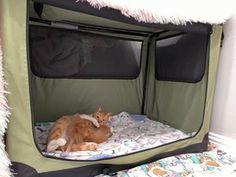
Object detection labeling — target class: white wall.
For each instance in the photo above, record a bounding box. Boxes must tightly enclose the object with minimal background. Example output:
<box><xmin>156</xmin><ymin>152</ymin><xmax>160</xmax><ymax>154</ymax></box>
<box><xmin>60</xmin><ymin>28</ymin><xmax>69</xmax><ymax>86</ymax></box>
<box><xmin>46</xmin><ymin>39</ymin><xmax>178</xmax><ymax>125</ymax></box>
<box><xmin>210</xmin><ymin>14</ymin><xmax>236</xmax><ymax>141</ymax></box>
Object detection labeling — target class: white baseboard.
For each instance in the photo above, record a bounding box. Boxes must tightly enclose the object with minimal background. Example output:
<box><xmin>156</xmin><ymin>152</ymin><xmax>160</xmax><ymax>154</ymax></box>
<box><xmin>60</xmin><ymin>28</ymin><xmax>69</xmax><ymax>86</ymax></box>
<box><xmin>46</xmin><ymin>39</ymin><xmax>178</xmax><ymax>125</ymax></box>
<box><xmin>209</xmin><ymin>132</ymin><xmax>236</xmax><ymax>156</ymax></box>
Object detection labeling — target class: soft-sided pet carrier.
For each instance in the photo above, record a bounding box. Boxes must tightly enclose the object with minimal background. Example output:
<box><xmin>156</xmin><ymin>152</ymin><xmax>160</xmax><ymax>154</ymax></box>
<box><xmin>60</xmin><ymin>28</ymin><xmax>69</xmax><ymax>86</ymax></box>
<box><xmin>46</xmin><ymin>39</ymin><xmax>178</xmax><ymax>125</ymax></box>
<box><xmin>1</xmin><ymin>0</ymin><xmax>232</xmax><ymax>176</ymax></box>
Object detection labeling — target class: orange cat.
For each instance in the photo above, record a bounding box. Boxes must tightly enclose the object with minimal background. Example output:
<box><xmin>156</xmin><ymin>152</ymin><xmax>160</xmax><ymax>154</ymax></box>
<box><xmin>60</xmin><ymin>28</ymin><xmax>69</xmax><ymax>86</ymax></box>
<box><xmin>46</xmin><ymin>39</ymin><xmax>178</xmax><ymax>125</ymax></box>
<box><xmin>92</xmin><ymin>106</ymin><xmax>112</xmax><ymax>125</ymax></box>
<box><xmin>60</xmin><ymin>121</ymin><xmax>112</xmax><ymax>152</ymax></box>
<box><xmin>47</xmin><ymin>108</ymin><xmax>112</xmax><ymax>152</ymax></box>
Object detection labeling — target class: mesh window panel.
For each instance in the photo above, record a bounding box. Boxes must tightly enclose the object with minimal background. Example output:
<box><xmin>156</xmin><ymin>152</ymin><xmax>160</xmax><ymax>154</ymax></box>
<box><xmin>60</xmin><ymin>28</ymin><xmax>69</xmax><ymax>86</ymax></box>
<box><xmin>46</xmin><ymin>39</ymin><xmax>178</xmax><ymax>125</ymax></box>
<box><xmin>29</xmin><ymin>25</ymin><xmax>142</xmax><ymax>79</ymax></box>
<box><xmin>155</xmin><ymin>33</ymin><xmax>209</xmax><ymax>83</ymax></box>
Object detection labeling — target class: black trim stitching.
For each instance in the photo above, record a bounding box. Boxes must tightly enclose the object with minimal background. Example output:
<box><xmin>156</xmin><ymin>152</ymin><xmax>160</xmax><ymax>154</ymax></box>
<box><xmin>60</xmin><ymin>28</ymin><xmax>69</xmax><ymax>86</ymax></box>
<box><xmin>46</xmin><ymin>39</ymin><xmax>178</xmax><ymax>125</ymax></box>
<box><xmin>38</xmin><ymin>135</ymin><xmax>208</xmax><ymax>177</ymax></box>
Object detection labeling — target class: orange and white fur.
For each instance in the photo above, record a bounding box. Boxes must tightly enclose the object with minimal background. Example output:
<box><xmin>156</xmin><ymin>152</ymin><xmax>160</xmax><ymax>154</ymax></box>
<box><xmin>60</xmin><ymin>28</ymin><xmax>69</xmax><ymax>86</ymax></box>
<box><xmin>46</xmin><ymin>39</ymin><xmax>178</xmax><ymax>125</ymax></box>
<box><xmin>80</xmin><ymin>106</ymin><xmax>112</xmax><ymax>127</ymax></box>
<box><xmin>47</xmin><ymin>107</ymin><xmax>112</xmax><ymax>152</ymax></box>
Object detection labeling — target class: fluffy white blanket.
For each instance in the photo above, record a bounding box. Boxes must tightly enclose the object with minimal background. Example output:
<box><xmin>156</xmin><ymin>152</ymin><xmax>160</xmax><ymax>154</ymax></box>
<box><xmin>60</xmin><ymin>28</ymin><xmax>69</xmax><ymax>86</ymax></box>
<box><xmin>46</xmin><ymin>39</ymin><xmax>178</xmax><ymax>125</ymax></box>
<box><xmin>77</xmin><ymin>0</ymin><xmax>234</xmax><ymax>25</ymax></box>
<box><xmin>0</xmin><ymin>40</ymin><xmax>11</xmax><ymax>177</ymax></box>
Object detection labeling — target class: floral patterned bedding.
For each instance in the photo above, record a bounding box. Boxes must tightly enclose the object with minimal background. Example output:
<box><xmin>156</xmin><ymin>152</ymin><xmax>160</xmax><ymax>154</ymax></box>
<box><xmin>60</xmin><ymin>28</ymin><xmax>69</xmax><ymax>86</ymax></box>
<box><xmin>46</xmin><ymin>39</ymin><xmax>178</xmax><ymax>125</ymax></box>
<box><xmin>97</xmin><ymin>150</ymin><xmax>236</xmax><ymax>177</ymax></box>
<box><xmin>34</xmin><ymin>112</ymin><xmax>192</xmax><ymax>160</ymax></box>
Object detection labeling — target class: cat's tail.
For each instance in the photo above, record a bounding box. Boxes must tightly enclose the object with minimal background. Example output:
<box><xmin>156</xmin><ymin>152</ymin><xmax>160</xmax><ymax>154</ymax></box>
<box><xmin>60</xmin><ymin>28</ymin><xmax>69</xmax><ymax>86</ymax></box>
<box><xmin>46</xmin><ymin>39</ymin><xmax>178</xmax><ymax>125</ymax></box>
<box><xmin>47</xmin><ymin>138</ymin><xmax>67</xmax><ymax>152</ymax></box>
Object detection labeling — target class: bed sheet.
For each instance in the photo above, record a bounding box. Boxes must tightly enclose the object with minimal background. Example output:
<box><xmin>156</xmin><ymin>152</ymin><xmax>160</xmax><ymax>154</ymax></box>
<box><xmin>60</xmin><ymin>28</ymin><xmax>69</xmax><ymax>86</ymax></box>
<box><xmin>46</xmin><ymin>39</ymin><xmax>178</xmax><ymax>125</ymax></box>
<box><xmin>97</xmin><ymin>150</ymin><xmax>236</xmax><ymax>177</ymax></box>
<box><xmin>35</xmin><ymin>112</ymin><xmax>192</xmax><ymax>160</ymax></box>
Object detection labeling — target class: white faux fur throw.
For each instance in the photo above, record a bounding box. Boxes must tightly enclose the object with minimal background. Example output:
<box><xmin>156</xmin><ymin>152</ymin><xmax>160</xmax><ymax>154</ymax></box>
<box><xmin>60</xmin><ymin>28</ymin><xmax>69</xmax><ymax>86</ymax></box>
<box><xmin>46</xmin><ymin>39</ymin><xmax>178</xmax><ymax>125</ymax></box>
<box><xmin>76</xmin><ymin>0</ymin><xmax>235</xmax><ymax>25</ymax></box>
<box><xmin>0</xmin><ymin>41</ymin><xmax>11</xmax><ymax>177</ymax></box>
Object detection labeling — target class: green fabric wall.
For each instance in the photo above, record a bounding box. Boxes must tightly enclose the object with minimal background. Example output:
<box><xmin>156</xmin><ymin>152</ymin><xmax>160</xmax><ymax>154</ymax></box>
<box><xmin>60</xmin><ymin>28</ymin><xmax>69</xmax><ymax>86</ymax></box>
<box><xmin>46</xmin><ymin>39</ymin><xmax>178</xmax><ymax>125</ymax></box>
<box><xmin>1</xmin><ymin>0</ymin><xmax>222</xmax><ymax>173</ymax></box>
<box><xmin>29</xmin><ymin>1</ymin><xmax>209</xmax><ymax>133</ymax></box>
<box><xmin>30</xmin><ymin>29</ymin><xmax>207</xmax><ymax>133</ymax></box>
<box><xmin>30</xmin><ymin>39</ymin><xmax>148</xmax><ymax>122</ymax></box>
<box><xmin>144</xmin><ymin>37</ymin><xmax>208</xmax><ymax>132</ymax></box>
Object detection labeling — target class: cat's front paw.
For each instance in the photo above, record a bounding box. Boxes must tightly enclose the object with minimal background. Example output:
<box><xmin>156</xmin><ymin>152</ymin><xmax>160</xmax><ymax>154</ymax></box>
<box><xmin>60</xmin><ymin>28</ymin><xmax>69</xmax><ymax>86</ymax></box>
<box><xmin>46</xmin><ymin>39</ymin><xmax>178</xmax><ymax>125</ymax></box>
<box><xmin>94</xmin><ymin>121</ymin><xmax>100</xmax><ymax>128</ymax></box>
<box><xmin>86</xmin><ymin>142</ymin><xmax>98</xmax><ymax>150</ymax></box>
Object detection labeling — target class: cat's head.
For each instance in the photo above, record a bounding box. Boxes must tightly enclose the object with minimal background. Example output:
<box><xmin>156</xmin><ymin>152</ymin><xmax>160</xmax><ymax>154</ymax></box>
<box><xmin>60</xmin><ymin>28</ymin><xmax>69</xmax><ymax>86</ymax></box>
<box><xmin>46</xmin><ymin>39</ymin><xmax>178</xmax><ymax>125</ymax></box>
<box><xmin>92</xmin><ymin>106</ymin><xmax>112</xmax><ymax>125</ymax></box>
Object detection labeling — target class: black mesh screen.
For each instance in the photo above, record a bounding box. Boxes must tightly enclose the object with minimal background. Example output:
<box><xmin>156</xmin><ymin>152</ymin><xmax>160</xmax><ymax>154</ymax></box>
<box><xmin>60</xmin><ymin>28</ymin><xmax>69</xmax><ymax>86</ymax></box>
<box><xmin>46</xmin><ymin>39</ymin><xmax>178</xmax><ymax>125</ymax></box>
<box><xmin>155</xmin><ymin>33</ymin><xmax>209</xmax><ymax>83</ymax></box>
<box><xmin>29</xmin><ymin>25</ymin><xmax>142</xmax><ymax>79</ymax></box>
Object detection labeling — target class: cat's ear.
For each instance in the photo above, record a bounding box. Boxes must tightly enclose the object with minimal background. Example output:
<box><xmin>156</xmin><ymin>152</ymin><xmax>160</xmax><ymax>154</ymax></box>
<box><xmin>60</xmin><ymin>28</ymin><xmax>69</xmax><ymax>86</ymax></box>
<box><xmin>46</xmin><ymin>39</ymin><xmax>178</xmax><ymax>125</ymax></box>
<box><xmin>96</xmin><ymin>106</ymin><xmax>102</xmax><ymax>112</ymax></box>
<box><xmin>107</xmin><ymin>112</ymin><xmax>112</xmax><ymax>117</ymax></box>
